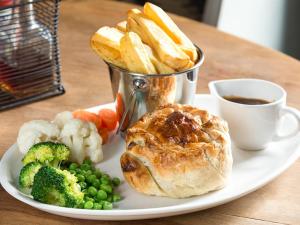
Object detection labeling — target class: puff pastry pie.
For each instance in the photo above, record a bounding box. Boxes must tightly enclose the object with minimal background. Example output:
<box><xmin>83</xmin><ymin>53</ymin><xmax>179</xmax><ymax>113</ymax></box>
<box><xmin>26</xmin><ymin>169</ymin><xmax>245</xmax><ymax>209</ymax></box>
<box><xmin>120</xmin><ymin>104</ymin><xmax>232</xmax><ymax>198</ymax></box>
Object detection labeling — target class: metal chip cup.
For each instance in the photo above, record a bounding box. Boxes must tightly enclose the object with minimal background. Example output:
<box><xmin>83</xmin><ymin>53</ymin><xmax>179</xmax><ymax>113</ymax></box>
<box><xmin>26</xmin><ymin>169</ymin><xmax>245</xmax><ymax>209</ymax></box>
<box><xmin>106</xmin><ymin>45</ymin><xmax>204</xmax><ymax>135</ymax></box>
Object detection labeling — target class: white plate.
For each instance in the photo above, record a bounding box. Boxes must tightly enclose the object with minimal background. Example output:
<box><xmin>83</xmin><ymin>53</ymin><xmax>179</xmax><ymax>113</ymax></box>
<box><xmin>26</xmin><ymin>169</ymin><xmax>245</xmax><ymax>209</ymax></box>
<box><xmin>1</xmin><ymin>94</ymin><xmax>300</xmax><ymax>220</ymax></box>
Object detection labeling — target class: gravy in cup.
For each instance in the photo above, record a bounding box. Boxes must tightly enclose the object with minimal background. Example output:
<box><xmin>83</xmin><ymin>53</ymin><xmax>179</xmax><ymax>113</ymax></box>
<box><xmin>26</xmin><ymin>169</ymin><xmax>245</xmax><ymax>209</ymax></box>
<box><xmin>209</xmin><ymin>79</ymin><xmax>300</xmax><ymax>150</ymax></box>
<box><xmin>223</xmin><ymin>96</ymin><xmax>271</xmax><ymax>105</ymax></box>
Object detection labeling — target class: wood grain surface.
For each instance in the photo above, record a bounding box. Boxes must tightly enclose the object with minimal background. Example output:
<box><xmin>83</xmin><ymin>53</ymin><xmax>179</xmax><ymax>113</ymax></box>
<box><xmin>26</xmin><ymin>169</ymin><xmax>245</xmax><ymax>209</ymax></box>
<box><xmin>1</xmin><ymin>0</ymin><xmax>300</xmax><ymax>224</ymax></box>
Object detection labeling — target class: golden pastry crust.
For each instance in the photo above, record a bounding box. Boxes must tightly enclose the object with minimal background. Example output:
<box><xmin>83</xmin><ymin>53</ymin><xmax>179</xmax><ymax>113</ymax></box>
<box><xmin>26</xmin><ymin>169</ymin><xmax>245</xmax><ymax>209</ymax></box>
<box><xmin>120</xmin><ymin>104</ymin><xmax>232</xmax><ymax>198</ymax></box>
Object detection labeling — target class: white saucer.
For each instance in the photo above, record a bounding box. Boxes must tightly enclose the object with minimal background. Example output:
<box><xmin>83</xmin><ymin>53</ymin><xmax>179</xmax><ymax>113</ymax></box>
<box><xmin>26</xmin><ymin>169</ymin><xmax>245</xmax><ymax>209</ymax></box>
<box><xmin>0</xmin><ymin>94</ymin><xmax>299</xmax><ymax>220</ymax></box>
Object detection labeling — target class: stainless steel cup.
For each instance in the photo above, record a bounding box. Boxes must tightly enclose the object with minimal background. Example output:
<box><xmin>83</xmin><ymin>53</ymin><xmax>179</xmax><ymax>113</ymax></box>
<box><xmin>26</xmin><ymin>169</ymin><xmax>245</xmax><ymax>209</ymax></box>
<box><xmin>106</xmin><ymin>45</ymin><xmax>204</xmax><ymax>134</ymax></box>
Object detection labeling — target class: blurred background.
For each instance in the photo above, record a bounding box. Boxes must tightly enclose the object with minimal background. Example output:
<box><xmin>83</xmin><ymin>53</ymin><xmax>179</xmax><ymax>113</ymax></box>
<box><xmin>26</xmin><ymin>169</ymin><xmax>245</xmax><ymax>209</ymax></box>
<box><xmin>117</xmin><ymin>0</ymin><xmax>300</xmax><ymax>60</ymax></box>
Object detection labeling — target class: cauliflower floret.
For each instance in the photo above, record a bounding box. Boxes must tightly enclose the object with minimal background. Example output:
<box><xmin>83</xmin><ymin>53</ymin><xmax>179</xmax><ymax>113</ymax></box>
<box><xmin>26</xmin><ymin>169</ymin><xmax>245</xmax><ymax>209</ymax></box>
<box><xmin>53</xmin><ymin>111</ymin><xmax>73</xmax><ymax>129</ymax></box>
<box><xmin>17</xmin><ymin>111</ymin><xmax>104</xmax><ymax>164</ymax></box>
<box><xmin>17</xmin><ymin>120</ymin><xmax>60</xmax><ymax>154</ymax></box>
<box><xmin>84</xmin><ymin>126</ymin><xmax>103</xmax><ymax>163</ymax></box>
<box><xmin>59</xmin><ymin>115</ymin><xmax>103</xmax><ymax>164</ymax></box>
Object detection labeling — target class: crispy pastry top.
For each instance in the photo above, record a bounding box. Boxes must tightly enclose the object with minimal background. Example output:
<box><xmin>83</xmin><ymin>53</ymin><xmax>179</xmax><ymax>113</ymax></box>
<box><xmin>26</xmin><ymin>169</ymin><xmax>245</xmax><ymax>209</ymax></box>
<box><xmin>125</xmin><ymin>104</ymin><xmax>230</xmax><ymax>177</ymax></box>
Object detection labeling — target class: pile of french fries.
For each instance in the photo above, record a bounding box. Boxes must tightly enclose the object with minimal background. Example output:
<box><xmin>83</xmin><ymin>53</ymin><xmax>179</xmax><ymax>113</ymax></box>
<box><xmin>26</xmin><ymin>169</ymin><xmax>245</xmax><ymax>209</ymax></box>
<box><xmin>90</xmin><ymin>2</ymin><xmax>198</xmax><ymax>74</ymax></box>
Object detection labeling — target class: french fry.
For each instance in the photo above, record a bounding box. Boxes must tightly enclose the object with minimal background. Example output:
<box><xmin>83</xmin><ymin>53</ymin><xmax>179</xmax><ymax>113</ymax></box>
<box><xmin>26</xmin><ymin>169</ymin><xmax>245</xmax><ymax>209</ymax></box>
<box><xmin>120</xmin><ymin>32</ymin><xmax>157</xmax><ymax>74</ymax></box>
<box><xmin>127</xmin><ymin>17</ymin><xmax>151</xmax><ymax>44</ymax></box>
<box><xmin>127</xmin><ymin>9</ymin><xmax>192</xmax><ymax>71</ymax></box>
<box><xmin>144</xmin><ymin>2</ymin><xmax>197</xmax><ymax>62</ymax></box>
<box><xmin>116</xmin><ymin>21</ymin><xmax>127</xmax><ymax>32</ymax></box>
<box><xmin>143</xmin><ymin>44</ymin><xmax>175</xmax><ymax>74</ymax></box>
<box><xmin>92</xmin><ymin>26</ymin><xmax>124</xmax><ymax>51</ymax></box>
<box><xmin>90</xmin><ymin>27</ymin><xmax>126</xmax><ymax>68</ymax></box>
<box><xmin>91</xmin><ymin>40</ymin><xmax>127</xmax><ymax>68</ymax></box>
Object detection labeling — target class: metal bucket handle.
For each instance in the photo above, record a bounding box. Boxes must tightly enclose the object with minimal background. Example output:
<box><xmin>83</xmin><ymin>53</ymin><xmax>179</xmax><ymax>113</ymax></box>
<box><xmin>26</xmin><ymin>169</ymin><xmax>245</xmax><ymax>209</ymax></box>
<box><xmin>116</xmin><ymin>77</ymin><xmax>148</xmax><ymax>134</ymax></box>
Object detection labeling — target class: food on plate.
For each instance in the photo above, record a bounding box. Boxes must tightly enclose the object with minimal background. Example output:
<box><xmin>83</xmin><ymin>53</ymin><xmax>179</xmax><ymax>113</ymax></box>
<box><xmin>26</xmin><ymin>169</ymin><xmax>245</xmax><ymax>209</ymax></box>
<box><xmin>18</xmin><ymin>141</ymin><xmax>122</xmax><ymax>209</ymax></box>
<box><xmin>98</xmin><ymin>109</ymin><xmax>118</xmax><ymax>131</ymax></box>
<box><xmin>115</xmin><ymin>93</ymin><xmax>125</xmax><ymax>122</ymax></box>
<box><xmin>120</xmin><ymin>104</ymin><xmax>232</xmax><ymax>198</ymax></box>
<box><xmin>17</xmin><ymin>120</ymin><xmax>60</xmax><ymax>154</ymax></box>
<box><xmin>57</xmin><ymin>112</ymin><xmax>103</xmax><ymax>164</ymax></box>
<box><xmin>22</xmin><ymin>142</ymin><xmax>70</xmax><ymax>166</ymax></box>
<box><xmin>143</xmin><ymin>2</ymin><xmax>197</xmax><ymax>61</ymax></box>
<box><xmin>19</xmin><ymin>141</ymin><xmax>70</xmax><ymax>189</ymax></box>
<box><xmin>127</xmin><ymin>9</ymin><xmax>192</xmax><ymax>71</ymax></box>
<box><xmin>63</xmin><ymin>160</ymin><xmax>122</xmax><ymax>209</ymax></box>
<box><xmin>19</xmin><ymin>162</ymin><xmax>42</xmax><ymax>188</ymax></box>
<box><xmin>31</xmin><ymin>166</ymin><xmax>84</xmax><ymax>207</ymax></box>
<box><xmin>91</xmin><ymin>2</ymin><xmax>198</xmax><ymax>74</ymax></box>
<box><xmin>120</xmin><ymin>32</ymin><xmax>157</xmax><ymax>74</ymax></box>
<box><xmin>90</xmin><ymin>26</ymin><xmax>126</xmax><ymax>69</ymax></box>
<box><xmin>73</xmin><ymin>110</ymin><xmax>102</xmax><ymax>132</ymax></box>
<box><xmin>17</xmin><ymin>111</ymin><xmax>107</xmax><ymax>164</ymax></box>
<box><xmin>143</xmin><ymin>44</ymin><xmax>175</xmax><ymax>74</ymax></box>
<box><xmin>92</xmin><ymin>26</ymin><xmax>124</xmax><ymax>51</ymax></box>
<box><xmin>116</xmin><ymin>20</ymin><xmax>127</xmax><ymax>32</ymax></box>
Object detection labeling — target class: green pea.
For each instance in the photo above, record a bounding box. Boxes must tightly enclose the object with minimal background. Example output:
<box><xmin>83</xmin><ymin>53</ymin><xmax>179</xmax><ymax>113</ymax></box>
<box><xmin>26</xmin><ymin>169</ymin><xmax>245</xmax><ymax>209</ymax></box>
<box><xmin>69</xmin><ymin>170</ymin><xmax>76</xmax><ymax>174</ymax></box>
<box><xmin>83</xmin><ymin>158</ymin><xmax>92</xmax><ymax>165</ymax></box>
<box><xmin>102</xmin><ymin>174</ymin><xmax>110</xmax><ymax>179</ymax></box>
<box><xmin>80</xmin><ymin>164</ymin><xmax>91</xmax><ymax>171</ymax></box>
<box><xmin>96</xmin><ymin>190</ymin><xmax>107</xmax><ymax>201</ymax></box>
<box><xmin>92</xmin><ymin>179</ymin><xmax>101</xmax><ymax>188</ymax></box>
<box><xmin>100</xmin><ymin>184</ymin><xmax>113</xmax><ymax>193</ymax></box>
<box><xmin>112</xmin><ymin>193</ymin><xmax>121</xmax><ymax>202</ymax></box>
<box><xmin>112</xmin><ymin>177</ymin><xmax>121</xmax><ymax>186</ymax></box>
<box><xmin>77</xmin><ymin>174</ymin><xmax>85</xmax><ymax>182</ymax></box>
<box><xmin>69</xmin><ymin>162</ymin><xmax>78</xmax><ymax>170</ymax></box>
<box><xmin>102</xmin><ymin>201</ymin><xmax>113</xmax><ymax>210</ymax></box>
<box><xmin>100</xmin><ymin>177</ymin><xmax>110</xmax><ymax>185</ymax></box>
<box><xmin>82</xmin><ymin>188</ymin><xmax>88</xmax><ymax>194</ymax></box>
<box><xmin>84</xmin><ymin>201</ymin><xmax>94</xmax><ymax>209</ymax></box>
<box><xmin>88</xmin><ymin>186</ymin><xmax>97</xmax><ymax>197</ymax></box>
<box><xmin>84</xmin><ymin>196</ymin><xmax>94</xmax><ymax>202</ymax></box>
<box><xmin>75</xmin><ymin>168</ymin><xmax>82</xmax><ymax>174</ymax></box>
<box><xmin>94</xmin><ymin>170</ymin><xmax>102</xmax><ymax>178</ymax></box>
<box><xmin>86</xmin><ymin>174</ymin><xmax>97</xmax><ymax>184</ymax></box>
<box><xmin>93</xmin><ymin>202</ymin><xmax>102</xmax><ymax>210</ymax></box>
<box><xmin>77</xmin><ymin>202</ymin><xmax>84</xmax><ymax>209</ymax></box>
<box><xmin>106</xmin><ymin>194</ymin><xmax>112</xmax><ymax>202</ymax></box>
<box><xmin>79</xmin><ymin>181</ymin><xmax>87</xmax><ymax>190</ymax></box>
<box><xmin>85</xmin><ymin>170</ymin><xmax>93</xmax><ymax>176</ymax></box>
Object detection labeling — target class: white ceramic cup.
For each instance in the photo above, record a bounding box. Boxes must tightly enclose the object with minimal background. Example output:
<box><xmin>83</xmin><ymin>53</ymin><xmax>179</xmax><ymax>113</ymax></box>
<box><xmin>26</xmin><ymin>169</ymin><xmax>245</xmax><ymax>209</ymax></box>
<box><xmin>209</xmin><ymin>79</ymin><xmax>300</xmax><ymax>150</ymax></box>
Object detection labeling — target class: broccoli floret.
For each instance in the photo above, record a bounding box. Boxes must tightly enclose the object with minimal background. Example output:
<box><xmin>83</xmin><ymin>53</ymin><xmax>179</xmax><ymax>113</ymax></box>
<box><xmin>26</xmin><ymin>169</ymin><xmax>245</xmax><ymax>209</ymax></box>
<box><xmin>22</xmin><ymin>142</ymin><xmax>70</xmax><ymax>168</ymax></box>
<box><xmin>19</xmin><ymin>162</ymin><xmax>42</xmax><ymax>188</ymax></box>
<box><xmin>31</xmin><ymin>166</ymin><xmax>84</xmax><ymax>207</ymax></box>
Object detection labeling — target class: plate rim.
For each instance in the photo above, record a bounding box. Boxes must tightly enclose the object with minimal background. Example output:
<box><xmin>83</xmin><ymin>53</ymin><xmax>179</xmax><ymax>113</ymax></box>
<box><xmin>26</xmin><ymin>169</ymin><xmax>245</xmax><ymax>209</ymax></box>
<box><xmin>1</xmin><ymin>94</ymin><xmax>300</xmax><ymax>219</ymax></box>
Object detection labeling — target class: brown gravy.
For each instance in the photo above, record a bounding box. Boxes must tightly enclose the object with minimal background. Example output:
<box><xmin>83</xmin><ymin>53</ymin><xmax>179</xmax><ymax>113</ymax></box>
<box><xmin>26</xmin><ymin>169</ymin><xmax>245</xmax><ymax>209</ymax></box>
<box><xmin>223</xmin><ymin>96</ymin><xmax>271</xmax><ymax>105</ymax></box>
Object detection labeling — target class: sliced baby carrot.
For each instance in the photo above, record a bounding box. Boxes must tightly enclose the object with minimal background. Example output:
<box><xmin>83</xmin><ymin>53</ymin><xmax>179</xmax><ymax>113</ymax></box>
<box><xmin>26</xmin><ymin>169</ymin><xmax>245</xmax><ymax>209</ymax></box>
<box><xmin>99</xmin><ymin>128</ymin><xmax>109</xmax><ymax>144</ymax></box>
<box><xmin>73</xmin><ymin>110</ymin><xmax>102</xmax><ymax>132</ymax></box>
<box><xmin>115</xmin><ymin>93</ymin><xmax>124</xmax><ymax>122</ymax></box>
<box><xmin>98</xmin><ymin>109</ymin><xmax>118</xmax><ymax>131</ymax></box>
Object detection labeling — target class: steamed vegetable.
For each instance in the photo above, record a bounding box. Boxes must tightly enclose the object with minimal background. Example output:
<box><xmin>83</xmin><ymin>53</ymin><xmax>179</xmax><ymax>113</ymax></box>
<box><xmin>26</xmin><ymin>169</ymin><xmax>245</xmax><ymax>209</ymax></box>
<box><xmin>19</xmin><ymin>162</ymin><xmax>42</xmax><ymax>188</ymax></box>
<box><xmin>73</xmin><ymin>110</ymin><xmax>102</xmax><ymax>132</ymax></box>
<box><xmin>63</xmin><ymin>159</ymin><xmax>122</xmax><ymax>209</ymax></box>
<box><xmin>17</xmin><ymin>120</ymin><xmax>60</xmax><ymax>154</ymax></box>
<box><xmin>31</xmin><ymin>166</ymin><xmax>84</xmax><ymax>207</ymax></box>
<box><xmin>18</xmin><ymin>144</ymin><xmax>122</xmax><ymax>209</ymax></box>
<box><xmin>22</xmin><ymin>142</ymin><xmax>70</xmax><ymax>167</ymax></box>
<box><xmin>98</xmin><ymin>109</ymin><xmax>118</xmax><ymax>131</ymax></box>
<box><xmin>58</xmin><ymin>115</ymin><xmax>103</xmax><ymax>164</ymax></box>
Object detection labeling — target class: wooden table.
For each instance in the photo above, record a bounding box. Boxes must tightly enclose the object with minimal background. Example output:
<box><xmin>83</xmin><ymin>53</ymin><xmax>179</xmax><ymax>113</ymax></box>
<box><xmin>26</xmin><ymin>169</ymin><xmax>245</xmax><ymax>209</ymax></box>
<box><xmin>1</xmin><ymin>0</ymin><xmax>300</xmax><ymax>224</ymax></box>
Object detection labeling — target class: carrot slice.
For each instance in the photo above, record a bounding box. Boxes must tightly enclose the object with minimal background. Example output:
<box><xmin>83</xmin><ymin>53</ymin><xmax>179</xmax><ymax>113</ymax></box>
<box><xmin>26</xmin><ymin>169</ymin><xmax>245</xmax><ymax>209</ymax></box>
<box><xmin>73</xmin><ymin>110</ymin><xmax>102</xmax><ymax>132</ymax></box>
<box><xmin>115</xmin><ymin>93</ymin><xmax>124</xmax><ymax>122</ymax></box>
<box><xmin>99</xmin><ymin>128</ymin><xmax>109</xmax><ymax>144</ymax></box>
<box><xmin>98</xmin><ymin>109</ymin><xmax>118</xmax><ymax>131</ymax></box>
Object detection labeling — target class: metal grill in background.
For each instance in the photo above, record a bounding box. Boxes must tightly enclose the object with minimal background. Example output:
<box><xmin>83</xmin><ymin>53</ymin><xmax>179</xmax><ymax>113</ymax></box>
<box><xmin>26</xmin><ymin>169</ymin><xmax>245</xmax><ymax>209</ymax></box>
<box><xmin>0</xmin><ymin>0</ymin><xmax>64</xmax><ymax>111</ymax></box>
